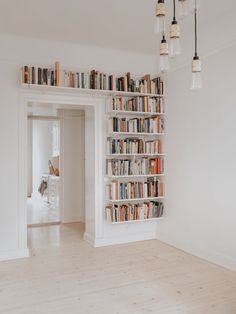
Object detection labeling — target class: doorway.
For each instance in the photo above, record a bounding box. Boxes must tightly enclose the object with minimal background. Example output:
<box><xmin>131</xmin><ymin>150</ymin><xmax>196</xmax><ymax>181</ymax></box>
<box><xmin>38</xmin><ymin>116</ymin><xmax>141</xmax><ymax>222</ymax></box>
<box><xmin>27</xmin><ymin>102</ymin><xmax>85</xmax><ymax>230</ymax></box>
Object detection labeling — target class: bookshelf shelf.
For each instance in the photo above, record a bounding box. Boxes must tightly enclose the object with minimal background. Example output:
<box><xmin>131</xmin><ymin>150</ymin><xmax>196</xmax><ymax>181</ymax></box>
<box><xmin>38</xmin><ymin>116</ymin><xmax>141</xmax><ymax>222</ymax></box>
<box><xmin>109</xmin><ymin>132</ymin><xmax>165</xmax><ymax>137</ymax></box>
<box><xmin>106</xmin><ymin>153</ymin><xmax>165</xmax><ymax>157</ymax></box>
<box><xmin>106</xmin><ymin>174</ymin><xmax>165</xmax><ymax>179</ymax></box>
<box><xmin>107</xmin><ymin>110</ymin><xmax>165</xmax><ymax>117</ymax></box>
<box><xmin>110</xmin><ymin>217</ymin><xmax>164</xmax><ymax>225</ymax></box>
<box><xmin>106</xmin><ymin>196</ymin><xmax>165</xmax><ymax>204</ymax></box>
<box><xmin>21</xmin><ymin>83</ymin><xmax>164</xmax><ymax>98</ymax></box>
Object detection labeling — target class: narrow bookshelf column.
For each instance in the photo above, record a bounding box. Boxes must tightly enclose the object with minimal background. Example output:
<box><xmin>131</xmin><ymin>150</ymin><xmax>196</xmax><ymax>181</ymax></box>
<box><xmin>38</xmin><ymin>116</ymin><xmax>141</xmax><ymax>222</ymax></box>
<box><xmin>105</xmin><ymin>91</ymin><xmax>165</xmax><ymax>224</ymax></box>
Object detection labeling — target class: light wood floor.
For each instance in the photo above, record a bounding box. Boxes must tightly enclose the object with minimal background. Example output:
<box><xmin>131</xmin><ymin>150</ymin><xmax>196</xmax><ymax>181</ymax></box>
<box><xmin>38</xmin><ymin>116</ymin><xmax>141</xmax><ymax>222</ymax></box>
<box><xmin>27</xmin><ymin>195</ymin><xmax>60</xmax><ymax>225</ymax></box>
<box><xmin>0</xmin><ymin>223</ymin><xmax>236</xmax><ymax>314</ymax></box>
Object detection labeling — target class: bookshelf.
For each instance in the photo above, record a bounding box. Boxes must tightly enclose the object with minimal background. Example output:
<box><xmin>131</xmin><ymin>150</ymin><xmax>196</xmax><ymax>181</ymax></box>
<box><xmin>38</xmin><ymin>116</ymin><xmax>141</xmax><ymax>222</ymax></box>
<box><xmin>105</xmin><ymin>94</ymin><xmax>165</xmax><ymax>224</ymax></box>
<box><xmin>20</xmin><ymin>62</ymin><xmax>165</xmax><ymax>225</ymax></box>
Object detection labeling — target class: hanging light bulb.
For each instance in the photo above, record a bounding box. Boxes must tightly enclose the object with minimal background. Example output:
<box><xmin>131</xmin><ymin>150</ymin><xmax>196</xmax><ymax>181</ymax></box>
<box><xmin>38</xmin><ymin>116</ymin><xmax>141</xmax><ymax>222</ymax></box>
<box><xmin>170</xmin><ymin>0</ymin><xmax>181</xmax><ymax>57</ymax></box>
<box><xmin>191</xmin><ymin>1</ymin><xmax>202</xmax><ymax>90</ymax></box>
<box><xmin>155</xmin><ymin>0</ymin><xmax>166</xmax><ymax>34</ymax></box>
<box><xmin>178</xmin><ymin>0</ymin><xmax>188</xmax><ymax>18</ymax></box>
<box><xmin>159</xmin><ymin>34</ymin><xmax>170</xmax><ymax>73</ymax></box>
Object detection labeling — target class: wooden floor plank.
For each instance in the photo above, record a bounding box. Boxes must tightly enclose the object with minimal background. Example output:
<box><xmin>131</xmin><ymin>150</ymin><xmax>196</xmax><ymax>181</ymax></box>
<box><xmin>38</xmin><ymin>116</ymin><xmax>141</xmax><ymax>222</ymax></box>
<box><xmin>0</xmin><ymin>223</ymin><xmax>235</xmax><ymax>314</ymax></box>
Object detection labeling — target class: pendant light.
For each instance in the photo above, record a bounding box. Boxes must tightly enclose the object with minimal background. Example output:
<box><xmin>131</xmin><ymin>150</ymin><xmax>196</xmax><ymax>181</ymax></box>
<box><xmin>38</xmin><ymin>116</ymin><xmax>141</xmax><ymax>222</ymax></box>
<box><xmin>191</xmin><ymin>0</ymin><xmax>202</xmax><ymax>90</ymax></box>
<box><xmin>178</xmin><ymin>0</ymin><xmax>188</xmax><ymax>18</ymax></box>
<box><xmin>170</xmin><ymin>0</ymin><xmax>181</xmax><ymax>57</ymax></box>
<box><xmin>159</xmin><ymin>33</ymin><xmax>170</xmax><ymax>73</ymax></box>
<box><xmin>155</xmin><ymin>0</ymin><xmax>166</xmax><ymax>34</ymax></box>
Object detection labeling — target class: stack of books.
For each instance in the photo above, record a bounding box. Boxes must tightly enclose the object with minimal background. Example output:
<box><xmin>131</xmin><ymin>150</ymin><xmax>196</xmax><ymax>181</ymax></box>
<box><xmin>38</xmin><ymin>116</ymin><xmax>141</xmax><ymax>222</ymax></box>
<box><xmin>106</xmin><ymin>157</ymin><xmax>164</xmax><ymax>176</ymax></box>
<box><xmin>110</xmin><ymin>117</ymin><xmax>165</xmax><ymax>134</ymax></box>
<box><xmin>112</xmin><ymin>96</ymin><xmax>165</xmax><ymax>113</ymax></box>
<box><xmin>106</xmin><ymin>201</ymin><xmax>164</xmax><ymax>222</ymax></box>
<box><xmin>107</xmin><ymin>138</ymin><xmax>162</xmax><ymax>155</ymax></box>
<box><xmin>21</xmin><ymin>62</ymin><xmax>164</xmax><ymax>95</ymax></box>
<box><xmin>21</xmin><ymin>62</ymin><xmax>60</xmax><ymax>86</ymax></box>
<box><xmin>106</xmin><ymin>178</ymin><xmax>164</xmax><ymax>201</ymax></box>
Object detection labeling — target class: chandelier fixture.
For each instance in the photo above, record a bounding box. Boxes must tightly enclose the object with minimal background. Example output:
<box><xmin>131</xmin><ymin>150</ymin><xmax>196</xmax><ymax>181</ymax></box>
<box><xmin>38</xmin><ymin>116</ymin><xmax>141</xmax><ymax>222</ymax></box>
<box><xmin>155</xmin><ymin>0</ymin><xmax>202</xmax><ymax>90</ymax></box>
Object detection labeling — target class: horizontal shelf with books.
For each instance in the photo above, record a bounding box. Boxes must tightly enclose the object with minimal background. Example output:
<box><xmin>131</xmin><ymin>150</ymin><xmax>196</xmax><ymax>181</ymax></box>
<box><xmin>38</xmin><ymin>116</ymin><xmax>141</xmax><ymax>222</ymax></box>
<box><xmin>106</xmin><ymin>196</ymin><xmax>165</xmax><ymax>204</ymax></box>
<box><xmin>109</xmin><ymin>132</ymin><xmax>165</xmax><ymax>137</ymax></box>
<box><xmin>106</xmin><ymin>153</ymin><xmax>165</xmax><ymax>157</ymax></box>
<box><xmin>107</xmin><ymin>110</ymin><xmax>165</xmax><ymax>117</ymax></box>
<box><xmin>110</xmin><ymin>217</ymin><xmax>164</xmax><ymax>225</ymax></box>
<box><xmin>106</xmin><ymin>174</ymin><xmax>165</xmax><ymax>179</ymax></box>
<box><xmin>21</xmin><ymin>83</ymin><xmax>164</xmax><ymax>98</ymax></box>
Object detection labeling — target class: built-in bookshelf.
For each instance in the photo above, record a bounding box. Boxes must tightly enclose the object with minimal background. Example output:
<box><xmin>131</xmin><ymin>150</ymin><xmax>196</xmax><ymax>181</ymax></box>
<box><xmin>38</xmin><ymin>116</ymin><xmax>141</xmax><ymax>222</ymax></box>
<box><xmin>105</xmin><ymin>94</ymin><xmax>165</xmax><ymax>224</ymax></box>
<box><xmin>21</xmin><ymin>62</ymin><xmax>164</xmax><ymax>96</ymax></box>
<box><xmin>20</xmin><ymin>62</ymin><xmax>165</xmax><ymax>225</ymax></box>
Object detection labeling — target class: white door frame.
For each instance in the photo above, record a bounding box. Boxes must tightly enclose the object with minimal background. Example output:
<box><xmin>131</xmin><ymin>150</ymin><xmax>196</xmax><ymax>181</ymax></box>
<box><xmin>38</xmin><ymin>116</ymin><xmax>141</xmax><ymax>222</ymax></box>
<box><xmin>18</xmin><ymin>89</ymin><xmax>105</xmax><ymax>256</ymax></box>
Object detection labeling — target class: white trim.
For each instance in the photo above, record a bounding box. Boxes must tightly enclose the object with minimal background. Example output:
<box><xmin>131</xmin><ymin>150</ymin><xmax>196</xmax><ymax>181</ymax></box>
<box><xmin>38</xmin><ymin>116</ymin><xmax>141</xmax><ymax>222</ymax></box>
<box><xmin>94</xmin><ymin>231</ymin><xmax>157</xmax><ymax>247</ymax></box>
<box><xmin>0</xmin><ymin>249</ymin><xmax>29</xmax><ymax>261</ymax></box>
<box><xmin>156</xmin><ymin>237</ymin><xmax>236</xmax><ymax>273</ymax></box>
<box><xmin>18</xmin><ymin>88</ymin><xmax>105</xmax><ymax>258</ymax></box>
<box><xmin>83</xmin><ymin>232</ymin><xmax>95</xmax><ymax>247</ymax></box>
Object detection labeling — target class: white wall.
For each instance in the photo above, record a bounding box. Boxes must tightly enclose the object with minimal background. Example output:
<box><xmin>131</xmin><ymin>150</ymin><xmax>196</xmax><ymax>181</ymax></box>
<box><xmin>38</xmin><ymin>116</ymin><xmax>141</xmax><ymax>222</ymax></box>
<box><xmin>32</xmin><ymin>120</ymin><xmax>53</xmax><ymax>195</ymax></box>
<box><xmin>0</xmin><ymin>34</ymin><xmax>156</xmax><ymax>260</ymax></box>
<box><xmin>60</xmin><ymin>109</ymin><xmax>85</xmax><ymax>223</ymax></box>
<box><xmin>157</xmin><ymin>42</ymin><xmax>236</xmax><ymax>272</ymax></box>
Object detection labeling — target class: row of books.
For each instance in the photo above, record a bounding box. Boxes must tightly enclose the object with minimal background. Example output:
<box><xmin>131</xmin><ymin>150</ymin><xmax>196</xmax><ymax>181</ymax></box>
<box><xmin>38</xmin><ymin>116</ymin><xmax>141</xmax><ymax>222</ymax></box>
<box><xmin>63</xmin><ymin>71</ymin><xmax>164</xmax><ymax>94</ymax></box>
<box><xmin>106</xmin><ymin>178</ymin><xmax>164</xmax><ymax>201</ymax></box>
<box><xmin>21</xmin><ymin>62</ymin><xmax>164</xmax><ymax>95</ymax></box>
<box><xmin>22</xmin><ymin>62</ymin><xmax>60</xmax><ymax>86</ymax></box>
<box><xmin>106</xmin><ymin>202</ymin><xmax>164</xmax><ymax>223</ymax></box>
<box><xmin>111</xmin><ymin>96</ymin><xmax>165</xmax><ymax>113</ymax></box>
<box><xmin>106</xmin><ymin>158</ymin><xmax>164</xmax><ymax>176</ymax></box>
<box><xmin>110</xmin><ymin>117</ymin><xmax>165</xmax><ymax>134</ymax></box>
<box><xmin>107</xmin><ymin>138</ymin><xmax>163</xmax><ymax>155</ymax></box>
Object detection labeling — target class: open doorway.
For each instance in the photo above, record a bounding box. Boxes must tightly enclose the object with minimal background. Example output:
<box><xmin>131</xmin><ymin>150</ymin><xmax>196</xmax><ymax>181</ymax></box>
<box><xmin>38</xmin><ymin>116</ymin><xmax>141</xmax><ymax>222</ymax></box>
<box><xmin>27</xmin><ymin>103</ymin><xmax>86</xmax><ymax>230</ymax></box>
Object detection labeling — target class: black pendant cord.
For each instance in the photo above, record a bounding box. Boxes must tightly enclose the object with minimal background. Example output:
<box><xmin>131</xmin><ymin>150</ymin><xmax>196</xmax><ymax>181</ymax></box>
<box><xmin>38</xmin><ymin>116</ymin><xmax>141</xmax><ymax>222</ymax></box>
<box><xmin>173</xmin><ymin>0</ymin><xmax>176</xmax><ymax>21</ymax></box>
<box><xmin>194</xmin><ymin>2</ymin><xmax>198</xmax><ymax>57</ymax></box>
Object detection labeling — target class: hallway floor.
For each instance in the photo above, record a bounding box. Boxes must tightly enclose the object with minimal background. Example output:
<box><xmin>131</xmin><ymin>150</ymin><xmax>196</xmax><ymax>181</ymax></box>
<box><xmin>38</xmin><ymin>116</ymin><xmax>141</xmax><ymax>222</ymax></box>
<box><xmin>27</xmin><ymin>195</ymin><xmax>60</xmax><ymax>225</ymax></box>
<box><xmin>0</xmin><ymin>223</ymin><xmax>236</xmax><ymax>314</ymax></box>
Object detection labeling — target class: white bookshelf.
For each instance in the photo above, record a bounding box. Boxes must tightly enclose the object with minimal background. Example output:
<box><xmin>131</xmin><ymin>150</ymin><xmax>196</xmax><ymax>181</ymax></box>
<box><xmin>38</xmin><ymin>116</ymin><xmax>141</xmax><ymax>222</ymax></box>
<box><xmin>106</xmin><ymin>174</ymin><xmax>165</xmax><ymax>179</ymax></box>
<box><xmin>106</xmin><ymin>153</ymin><xmax>165</xmax><ymax>157</ymax></box>
<box><xmin>106</xmin><ymin>196</ymin><xmax>165</xmax><ymax>204</ymax></box>
<box><xmin>105</xmin><ymin>94</ymin><xmax>165</xmax><ymax>224</ymax></box>
<box><xmin>21</xmin><ymin>83</ymin><xmax>164</xmax><ymax>98</ymax></box>
<box><xmin>110</xmin><ymin>217</ymin><xmax>164</xmax><ymax>225</ymax></box>
<box><xmin>107</xmin><ymin>110</ymin><xmax>165</xmax><ymax>117</ymax></box>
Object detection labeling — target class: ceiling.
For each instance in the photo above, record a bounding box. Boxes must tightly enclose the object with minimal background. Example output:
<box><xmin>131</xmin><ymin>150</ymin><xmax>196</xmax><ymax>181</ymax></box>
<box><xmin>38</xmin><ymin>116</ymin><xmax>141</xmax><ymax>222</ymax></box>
<box><xmin>0</xmin><ymin>0</ymin><xmax>235</xmax><ymax>56</ymax></box>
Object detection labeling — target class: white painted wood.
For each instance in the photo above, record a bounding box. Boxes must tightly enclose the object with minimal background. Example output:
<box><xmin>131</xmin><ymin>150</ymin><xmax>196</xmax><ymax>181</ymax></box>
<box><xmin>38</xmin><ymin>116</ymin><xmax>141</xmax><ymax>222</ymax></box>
<box><xmin>60</xmin><ymin>109</ymin><xmax>85</xmax><ymax>223</ymax></box>
<box><xmin>21</xmin><ymin>83</ymin><xmax>164</xmax><ymax>98</ymax></box>
<box><xmin>27</xmin><ymin>118</ymin><xmax>33</xmax><ymax>197</ymax></box>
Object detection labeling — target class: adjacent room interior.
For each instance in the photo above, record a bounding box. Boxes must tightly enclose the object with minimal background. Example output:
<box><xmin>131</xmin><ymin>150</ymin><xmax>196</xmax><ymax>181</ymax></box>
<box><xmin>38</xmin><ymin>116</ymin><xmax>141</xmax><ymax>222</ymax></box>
<box><xmin>0</xmin><ymin>0</ymin><xmax>236</xmax><ymax>313</ymax></box>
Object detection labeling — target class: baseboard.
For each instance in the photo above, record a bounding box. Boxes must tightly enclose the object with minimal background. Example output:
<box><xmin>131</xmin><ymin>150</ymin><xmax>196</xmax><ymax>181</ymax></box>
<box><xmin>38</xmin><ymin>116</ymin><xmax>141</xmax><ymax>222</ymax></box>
<box><xmin>0</xmin><ymin>248</ymin><xmax>29</xmax><ymax>262</ymax></box>
<box><xmin>157</xmin><ymin>236</ymin><xmax>236</xmax><ymax>273</ymax></box>
<box><xmin>94</xmin><ymin>231</ymin><xmax>156</xmax><ymax>247</ymax></box>
<box><xmin>84</xmin><ymin>231</ymin><xmax>156</xmax><ymax>248</ymax></box>
<box><xmin>83</xmin><ymin>232</ymin><xmax>95</xmax><ymax>247</ymax></box>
